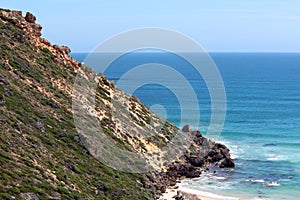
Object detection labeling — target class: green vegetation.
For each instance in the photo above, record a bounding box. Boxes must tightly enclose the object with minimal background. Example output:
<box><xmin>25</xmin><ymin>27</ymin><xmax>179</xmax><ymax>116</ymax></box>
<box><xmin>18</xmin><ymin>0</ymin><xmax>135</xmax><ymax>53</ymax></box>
<box><xmin>0</xmin><ymin>14</ymin><xmax>154</xmax><ymax>199</ymax></box>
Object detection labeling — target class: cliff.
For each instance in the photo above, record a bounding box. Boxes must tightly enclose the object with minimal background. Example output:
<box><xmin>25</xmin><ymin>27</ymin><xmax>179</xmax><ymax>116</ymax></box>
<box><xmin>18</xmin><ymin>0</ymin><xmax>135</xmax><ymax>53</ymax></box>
<box><xmin>0</xmin><ymin>9</ymin><xmax>234</xmax><ymax>200</ymax></box>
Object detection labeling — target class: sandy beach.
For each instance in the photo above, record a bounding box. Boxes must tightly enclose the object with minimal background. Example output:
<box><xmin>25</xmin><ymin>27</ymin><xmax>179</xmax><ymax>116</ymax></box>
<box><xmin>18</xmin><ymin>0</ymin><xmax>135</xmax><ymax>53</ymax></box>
<box><xmin>160</xmin><ymin>187</ymin><xmax>239</xmax><ymax>200</ymax></box>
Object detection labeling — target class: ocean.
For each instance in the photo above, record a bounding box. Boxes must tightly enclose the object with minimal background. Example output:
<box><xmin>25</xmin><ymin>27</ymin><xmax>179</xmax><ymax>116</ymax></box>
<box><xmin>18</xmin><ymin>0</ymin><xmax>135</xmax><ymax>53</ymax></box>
<box><xmin>72</xmin><ymin>52</ymin><xmax>300</xmax><ymax>199</ymax></box>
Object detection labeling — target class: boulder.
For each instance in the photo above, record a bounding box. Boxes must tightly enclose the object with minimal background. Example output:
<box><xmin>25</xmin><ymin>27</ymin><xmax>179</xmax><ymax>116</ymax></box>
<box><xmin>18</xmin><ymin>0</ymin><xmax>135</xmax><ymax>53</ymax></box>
<box><xmin>25</xmin><ymin>12</ymin><xmax>36</xmax><ymax>23</ymax></box>
<box><xmin>186</xmin><ymin>169</ymin><xmax>201</xmax><ymax>178</ymax></box>
<box><xmin>30</xmin><ymin>23</ymin><xmax>42</xmax><ymax>37</ymax></box>
<box><xmin>219</xmin><ymin>158</ymin><xmax>235</xmax><ymax>168</ymax></box>
<box><xmin>182</xmin><ymin>124</ymin><xmax>191</xmax><ymax>132</ymax></box>
<box><xmin>192</xmin><ymin>130</ymin><xmax>202</xmax><ymax>137</ymax></box>
<box><xmin>177</xmin><ymin>164</ymin><xmax>201</xmax><ymax>178</ymax></box>
<box><xmin>61</xmin><ymin>45</ymin><xmax>71</xmax><ymax>54</ymax></box>
<box><xmin>40</xmin><ymin>38</ymin><xmax>51</xmax><ymax>46</ymax></box>
<box><xmin>173</xmin><ymin>191</ymin><xmax>184</xmax><ymax>200</ymax></box>
<box><xmin>207</xmin><ymin>150</ymin><xmax>223</xmax><ymax>162</ymax></box>
<box><xmin>187</xmin><ymin>156</ymin><xmax>204</xmax><ymax>167</ymax></box>
<box><xmin>53</xmin><ymin>45</ymin><xmax>71</xmax><ymax>54</ymax></box>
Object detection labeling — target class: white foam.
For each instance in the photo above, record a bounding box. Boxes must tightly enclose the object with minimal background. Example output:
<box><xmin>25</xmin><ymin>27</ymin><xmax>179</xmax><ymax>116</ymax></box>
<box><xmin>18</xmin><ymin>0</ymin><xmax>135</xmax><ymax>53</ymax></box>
<box><xmin>216</xmin><ymin>140</ymin><xmax>241</xmax><ymax>159</ymax></box>
<box><xmin>250</xmin><ymin>179</ymin><xmax>265</xmax><ymax>183</ymax></box>
<box><xmin>230</xmin><ymin>154</ymin><xmax>239</xmax><ymax>159</ymax></box>
<box><xmin>265</xmin><ymin>153</ymin><xmax>288</xmax><ymax>161</ymax></box>
<box><xmin>214</xmin><ymin>176</ymin><xmax>227</xmax><ymax>180</ymax></box>
<box><xmin>267</xmin><ymin>181</ymin><xmax>281</xmax><ymax>186</ymax></box>
<box><xmin>265</xmin><ymin>153</ymin><xmax>281</xmax><ymax>161</ymax></box>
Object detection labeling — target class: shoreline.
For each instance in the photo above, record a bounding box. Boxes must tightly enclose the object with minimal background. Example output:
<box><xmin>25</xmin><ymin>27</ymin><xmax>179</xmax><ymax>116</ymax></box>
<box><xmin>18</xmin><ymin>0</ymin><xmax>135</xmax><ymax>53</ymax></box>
<box><xmin>160</xmin><ymin>185</ymin><xmax>239</xmax><ymax>200</ymax></box>
<box><xmin>151</xmin><ymin>125</ymin><xmax>236</xmax><ymax>199</ymax></box>
<box><xmin>159</xmin><ymin>168</ymin><xmax>240</xmax><ymax>200</ymax></box>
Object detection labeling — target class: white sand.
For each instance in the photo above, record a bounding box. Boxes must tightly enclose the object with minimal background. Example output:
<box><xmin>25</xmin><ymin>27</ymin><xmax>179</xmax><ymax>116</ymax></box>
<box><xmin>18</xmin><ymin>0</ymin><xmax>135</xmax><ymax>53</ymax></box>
<box><xmin>160</xmin><ymin>187</ymin><xmax>239</xmax><ymax>200</ymax></box>
<box><xmin>159</xmin><ymin>188</ymin><xmax>178</xmax><ymax>200</ymax></box>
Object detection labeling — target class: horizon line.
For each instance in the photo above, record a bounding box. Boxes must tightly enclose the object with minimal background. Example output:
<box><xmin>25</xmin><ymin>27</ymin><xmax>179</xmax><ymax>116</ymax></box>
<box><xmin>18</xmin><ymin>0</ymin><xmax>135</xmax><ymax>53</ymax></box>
<box><xmin>70</xmin><ymin>51</ymin><xmax>300</xmax><ymax>54</ymax></box>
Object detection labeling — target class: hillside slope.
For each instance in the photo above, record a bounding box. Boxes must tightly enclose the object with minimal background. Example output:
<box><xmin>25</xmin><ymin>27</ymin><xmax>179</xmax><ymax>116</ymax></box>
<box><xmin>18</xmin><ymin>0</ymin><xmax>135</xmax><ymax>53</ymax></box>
<box><xmin>0</xmin><ymin>9</ymin><xmax>234</xmax><ymax>200</ymax></box>
<box><xmin>0</xmin><ymin>9</ymin><xmax>159</xmax><ymax>200</ymax></box>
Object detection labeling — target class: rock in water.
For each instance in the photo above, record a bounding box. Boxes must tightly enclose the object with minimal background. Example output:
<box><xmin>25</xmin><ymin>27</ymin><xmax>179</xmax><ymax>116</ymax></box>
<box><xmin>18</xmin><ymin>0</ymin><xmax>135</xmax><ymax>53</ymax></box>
<box><xmin>219</xmin><ymin>158</ymin><xmax>235</xmax><ymax>168</ymax></box>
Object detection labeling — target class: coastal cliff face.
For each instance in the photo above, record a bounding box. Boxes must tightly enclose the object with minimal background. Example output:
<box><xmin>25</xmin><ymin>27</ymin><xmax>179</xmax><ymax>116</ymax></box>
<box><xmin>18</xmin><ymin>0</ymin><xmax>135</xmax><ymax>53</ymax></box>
<box><xmin>0</xmin><ymin>9</ymin><xmax>234</xmax><ymax>200</ymax></box>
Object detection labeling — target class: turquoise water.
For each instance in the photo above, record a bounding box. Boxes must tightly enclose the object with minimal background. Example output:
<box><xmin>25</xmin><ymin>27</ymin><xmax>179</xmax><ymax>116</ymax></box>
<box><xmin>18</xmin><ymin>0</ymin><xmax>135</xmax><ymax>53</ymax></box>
<box><xmin>73</xmin><ymin>52</ymin><xmax>300</xmax><ymax>199</ymax></box>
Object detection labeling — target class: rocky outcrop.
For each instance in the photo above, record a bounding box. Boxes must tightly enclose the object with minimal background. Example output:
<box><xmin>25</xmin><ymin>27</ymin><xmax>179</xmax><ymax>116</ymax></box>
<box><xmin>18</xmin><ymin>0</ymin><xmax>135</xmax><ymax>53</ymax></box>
<box><xmin>25</xmin><ymin>12</ymin><xmax>36</xmax><ymax>23</ymax></box>
<box><xmin>182</xmin><ymin>124</ymin><xmax>192</xmax><ymax>132</ymax></box>
<box><xmin>40</xmin><ymin>38</ymin><xmax>51</xmax><ymax>46</ymax></box>
<box><xmin>0</xmin><ymin>9</ymin><xmax>78</xmax><ymax>70</ymax></box>
<box><xmin>0</xmin><ymin>10</ymin><xmax>41</xmax><ymax>37</ymax></box>
<box><xmin>182</xmin><ymin>125</ymin><xmax>234</xmax><ymax>169</ymax></box>
<box><xmin>220</xmin><ymin>158</ymin><xmax>235</xmax><ymax>168</ymax></box>
<box><xmin>53</xmin><ymin>45</ymin><xmax>71</xmax><ymax>54</ymax></box>
<box><xmin>146</xmin><ymin>125</ymin><xmax>235</xmax><ymax>198</ymax></box>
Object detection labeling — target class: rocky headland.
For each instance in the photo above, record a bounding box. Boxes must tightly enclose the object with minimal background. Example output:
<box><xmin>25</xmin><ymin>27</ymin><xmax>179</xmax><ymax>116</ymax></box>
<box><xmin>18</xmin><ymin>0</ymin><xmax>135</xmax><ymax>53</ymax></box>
<box><xmin>0</xmin><ymin>9</ymin><xmax>234</xmax><ymax>200</ymax></box>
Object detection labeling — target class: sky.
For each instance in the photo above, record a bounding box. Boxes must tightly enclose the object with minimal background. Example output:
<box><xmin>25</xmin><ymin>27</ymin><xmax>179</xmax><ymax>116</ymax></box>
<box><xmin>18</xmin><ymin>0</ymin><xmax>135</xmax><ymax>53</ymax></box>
<box><xmin>1</xmin><ymin>0</ymin><xmax>300</xmax><ymax>52</ymax></box>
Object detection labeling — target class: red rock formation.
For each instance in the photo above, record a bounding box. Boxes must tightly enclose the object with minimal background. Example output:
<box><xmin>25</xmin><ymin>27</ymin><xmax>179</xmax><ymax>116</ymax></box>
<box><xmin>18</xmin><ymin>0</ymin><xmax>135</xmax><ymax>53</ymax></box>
<box><xmin>40</xmin><ymin>38</ymin><xmax>51</xmax><ymax>46</ymax></box>
<box><xmin>0</xmin><ymin>9</ymin><xmax>81</xmax><ymax>74</ymax></box>
<box><xmin>53</xmin><ymin>45</ymin><xmax>71</xmax><ymax>54</ymax></box>
<box><xmin>25</xmin><ymin>12</ymin><xmax>36</xmax><ymax>23</ymax></box>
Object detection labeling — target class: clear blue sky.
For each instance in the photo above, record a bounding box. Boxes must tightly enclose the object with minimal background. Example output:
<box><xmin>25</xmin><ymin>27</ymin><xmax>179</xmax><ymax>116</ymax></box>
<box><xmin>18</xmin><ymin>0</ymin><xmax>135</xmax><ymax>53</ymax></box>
<box><xmin>1</xmin><ymin>0</ymin><xmax>300</xmax><ymax>52</ymax></box>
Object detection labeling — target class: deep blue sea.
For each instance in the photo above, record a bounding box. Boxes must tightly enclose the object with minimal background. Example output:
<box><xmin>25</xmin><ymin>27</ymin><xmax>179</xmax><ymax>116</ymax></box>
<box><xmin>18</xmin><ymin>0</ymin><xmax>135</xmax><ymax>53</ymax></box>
<box><xmin>72</xmin><ymin>52</ymin><xmax>300</xmax><ymax>199</ymax></box>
